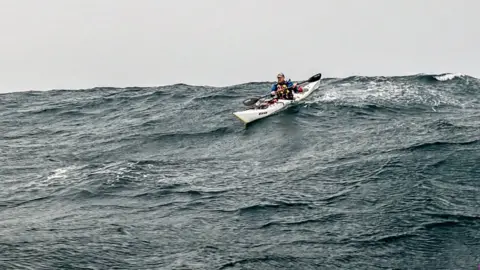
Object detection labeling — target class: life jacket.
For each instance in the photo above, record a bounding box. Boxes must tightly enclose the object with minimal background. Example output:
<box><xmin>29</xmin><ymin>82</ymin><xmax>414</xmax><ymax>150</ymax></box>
<box><xmin>275</xmin><ymin>80</ymin><xmax>293</xmax><ymax>99</ymax></box>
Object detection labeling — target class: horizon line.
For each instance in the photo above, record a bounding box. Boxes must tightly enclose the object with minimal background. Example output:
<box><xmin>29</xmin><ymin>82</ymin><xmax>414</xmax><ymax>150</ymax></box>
<box><xmin>0</xmin><ymin>71</ymin><xmax>473</xmax><ymax>95</ymax></box>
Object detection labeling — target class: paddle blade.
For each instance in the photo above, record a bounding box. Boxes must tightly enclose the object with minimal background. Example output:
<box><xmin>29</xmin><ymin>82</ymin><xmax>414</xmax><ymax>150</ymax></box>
<box><xmin>243</xmin><ymin>97</ymin><xmax>261</xmax><ymax>106</ymax></box>
<box><xmin>307</xmin><ymin>73</ymin><xmax>322</xmax><ymax>83</ymax></box>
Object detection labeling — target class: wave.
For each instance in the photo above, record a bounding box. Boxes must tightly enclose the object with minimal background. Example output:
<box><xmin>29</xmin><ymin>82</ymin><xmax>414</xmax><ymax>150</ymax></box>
<box><xmin>431</xmin><ymin>73</ymin><xmax>467</xmax><ymax>81</ymax></box>
<box><xmin>2</xmin><ymin>72</ymin><xmax>478</xmax><ymax>115</ymax></box>
<box><xmin>404</xmin><ymin>138</ymin><xmax>480</xmax><ymax>152</ymax></box>
<box><xmin>331</xmin><ymin>72</ymin><xmax>475</xmax><ymax>84</ymax></box>
<box><xmin>258</xmin><ymin>212</ymin><xmax>346</xmax><ymax>229</ymax></box>
<box><xmin>218</xmin><ymin>255</ymin><xmax>309</xmax><ymax>270</ymax></box>
<box><xmin>2</xmin><ymin>69</ymin><xmax>479</xmax><ymax>270</ymax></box>
<box><xmin>425</xmin><ymin>212</ymin><xmax>480</xmax><ymax>223</ymax></box>
<box><xmin>308</xmin><ymin>74</ymin><xmax>479</xmax><ymax>112</ymax></box>
<box><xmin>110</xmin><ymin>127</ymin><xmax>235</xmax><ymax>147</ymax></box>
<box><xmin>224</xmin><ymin>201</ymin><xmax>312</xmax><ymax>215</ymax></box>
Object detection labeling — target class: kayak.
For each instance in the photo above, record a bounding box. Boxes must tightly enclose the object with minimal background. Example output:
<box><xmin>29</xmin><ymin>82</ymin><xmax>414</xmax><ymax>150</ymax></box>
<box><xmin>233</xmin><ymin>74</ymin><xmax>322</xmax><ymax>124</ymax></box>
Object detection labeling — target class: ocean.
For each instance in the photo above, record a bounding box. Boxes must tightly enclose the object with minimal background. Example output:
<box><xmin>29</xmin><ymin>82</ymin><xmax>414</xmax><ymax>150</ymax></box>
<box><xmin>1</xmin><ymin>73</ymin><xmax>479</xmax><ymax>269</ymax></box>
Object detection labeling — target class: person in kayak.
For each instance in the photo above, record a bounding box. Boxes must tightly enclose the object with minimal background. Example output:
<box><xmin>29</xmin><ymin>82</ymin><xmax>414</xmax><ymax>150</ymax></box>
<box><xmin>270</xmin><ymin>73</ymin><xmax>300</xmax><ymax>100</ymax></box>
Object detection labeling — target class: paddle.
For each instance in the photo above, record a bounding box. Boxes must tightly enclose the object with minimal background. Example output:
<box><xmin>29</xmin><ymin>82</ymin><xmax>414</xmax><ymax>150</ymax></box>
<box><xmin>242</xmin><ymin>95</ymin><xmax>269</xmax><ymax>106</ymax></box>
<box><xmin>297</xmin><ymin>72</ymin><xmax>322</xmax><ymax>85</ymax></box>
<box><xmin>241</xmin><ymin>73</ymin><xmax>322</xmax><ymax>106</ymax></box>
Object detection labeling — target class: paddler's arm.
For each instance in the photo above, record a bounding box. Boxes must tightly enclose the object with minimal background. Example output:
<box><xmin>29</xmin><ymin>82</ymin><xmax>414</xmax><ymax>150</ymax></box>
<box><xmin>286</xmin><ymin>81</ymin><xmax>298</xmax><ymax>91</ymax></box>
<box><xmin>286</xmin><ymin>80</ymin><xmax>297</xmax><ymax>89</ymax></box>
<box><xmin>270</xmin><ymin>84</ymin><xmax>277</xmax><ymax>96</ymax></box>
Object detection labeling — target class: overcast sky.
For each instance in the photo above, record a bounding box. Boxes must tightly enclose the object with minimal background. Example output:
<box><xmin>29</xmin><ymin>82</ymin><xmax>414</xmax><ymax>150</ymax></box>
<box><xmin>0</xmin><ymin>0</ymin><xmax>478</xmax><ymax>93</ymax></box>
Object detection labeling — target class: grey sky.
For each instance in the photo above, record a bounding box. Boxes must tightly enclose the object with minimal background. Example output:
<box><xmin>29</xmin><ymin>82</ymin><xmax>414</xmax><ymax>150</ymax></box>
<box><xmin>1</xmin><ymin>0</ymin><xmax>478</xmax><ymax>93</ymax></box>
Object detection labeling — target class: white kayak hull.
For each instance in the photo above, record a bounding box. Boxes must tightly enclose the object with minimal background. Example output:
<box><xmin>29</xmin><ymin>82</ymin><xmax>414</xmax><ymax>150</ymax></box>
<box><xmin>233</xmin><ymin>79</ymin><xmax>321</xmax><ymax>124</ymax></box>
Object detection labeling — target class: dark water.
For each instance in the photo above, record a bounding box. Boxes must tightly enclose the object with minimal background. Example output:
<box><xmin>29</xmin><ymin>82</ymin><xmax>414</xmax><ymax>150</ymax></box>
<box><xmin>1</xmin><ymin>73</ymin><xmax>479</xmax><ymax>269</ymax></box>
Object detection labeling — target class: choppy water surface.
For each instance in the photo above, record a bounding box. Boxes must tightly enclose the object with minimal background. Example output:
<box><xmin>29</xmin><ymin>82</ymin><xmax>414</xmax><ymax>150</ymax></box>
<box><xmin>1</xmin><ymin>73</ymin><xmax>479</xmax><ymax>269</ymax></box>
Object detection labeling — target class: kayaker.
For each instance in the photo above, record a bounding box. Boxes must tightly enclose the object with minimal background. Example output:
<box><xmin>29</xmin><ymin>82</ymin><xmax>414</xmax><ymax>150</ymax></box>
<box><xmin>270</xmin><ymin>73</ymin><xmax>299</xmax><ymax>100</ymax></box>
